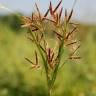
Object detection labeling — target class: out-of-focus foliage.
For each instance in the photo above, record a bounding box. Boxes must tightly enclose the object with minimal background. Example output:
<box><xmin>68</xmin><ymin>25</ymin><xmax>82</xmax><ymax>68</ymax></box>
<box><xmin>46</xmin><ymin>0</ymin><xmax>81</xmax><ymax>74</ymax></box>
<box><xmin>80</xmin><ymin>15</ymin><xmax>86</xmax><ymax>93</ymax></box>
<box><xmin>0</xmin><ymin>15</ymin><xmax>96</xmax><ymax>96</ymax></box>
<box><xmin>0</xmin><ymin>14</ymin><xmax>22</xmax><ymax>32</ymax></box>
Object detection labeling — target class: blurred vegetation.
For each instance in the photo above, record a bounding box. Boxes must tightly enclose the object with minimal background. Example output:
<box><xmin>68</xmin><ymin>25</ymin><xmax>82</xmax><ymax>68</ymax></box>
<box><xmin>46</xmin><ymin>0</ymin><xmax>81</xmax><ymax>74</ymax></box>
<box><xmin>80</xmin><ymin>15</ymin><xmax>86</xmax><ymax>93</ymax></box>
<box><xmin>0</xmin><ymin>15</ymin><xmax>96</xmax><ymax>96</ymax></box>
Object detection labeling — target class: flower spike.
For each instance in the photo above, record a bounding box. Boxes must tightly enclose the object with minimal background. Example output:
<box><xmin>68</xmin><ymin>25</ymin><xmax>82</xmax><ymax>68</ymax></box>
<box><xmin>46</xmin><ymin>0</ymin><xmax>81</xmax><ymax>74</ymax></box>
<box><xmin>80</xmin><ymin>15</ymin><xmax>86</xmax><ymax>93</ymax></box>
<box><xmin>53</xmin><ymin>0</ymin><xmax>62</xmax><ymax>13</ymax></box>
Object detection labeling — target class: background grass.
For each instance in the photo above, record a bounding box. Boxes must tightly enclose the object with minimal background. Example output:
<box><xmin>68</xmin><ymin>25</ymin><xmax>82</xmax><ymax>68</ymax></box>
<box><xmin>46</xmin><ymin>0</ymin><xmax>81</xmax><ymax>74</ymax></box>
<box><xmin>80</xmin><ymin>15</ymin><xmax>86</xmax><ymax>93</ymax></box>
<box><xmin>0</xmin><ymin>15</ymin><xmax>96</xmax><ymax>96</ymax></box>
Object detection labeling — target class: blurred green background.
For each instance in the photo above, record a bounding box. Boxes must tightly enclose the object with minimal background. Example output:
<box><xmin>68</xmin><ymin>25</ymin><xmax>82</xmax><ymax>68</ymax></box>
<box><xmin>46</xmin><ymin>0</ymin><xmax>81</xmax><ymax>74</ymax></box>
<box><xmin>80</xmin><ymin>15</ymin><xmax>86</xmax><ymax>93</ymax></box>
<box><xmin>0</xmin><ymin>13</ymin><xmax>96</xmax><ymax>96</ymax></box>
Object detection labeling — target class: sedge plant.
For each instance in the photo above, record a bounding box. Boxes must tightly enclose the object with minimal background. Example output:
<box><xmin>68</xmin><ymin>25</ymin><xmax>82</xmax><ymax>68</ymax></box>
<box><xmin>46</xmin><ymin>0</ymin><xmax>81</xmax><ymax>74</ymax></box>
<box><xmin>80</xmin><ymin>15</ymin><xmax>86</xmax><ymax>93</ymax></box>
<box><xmin>22</xmin><ymin>0</ymin><xmax>81</xmax><ymax>95</ymax></box>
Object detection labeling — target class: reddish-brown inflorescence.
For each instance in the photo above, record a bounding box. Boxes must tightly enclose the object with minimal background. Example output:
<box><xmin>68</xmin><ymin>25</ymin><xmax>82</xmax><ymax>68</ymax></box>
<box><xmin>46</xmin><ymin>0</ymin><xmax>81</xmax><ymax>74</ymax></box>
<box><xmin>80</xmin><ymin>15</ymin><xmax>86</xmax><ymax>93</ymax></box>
<box><xmin>22</xmin><ymin>0</ymin><xmax>81</xmax><ymax>72</ymax></box>
<box><xmin>22</xmin><ymin>0</ymin><xmax>81</xmax><ymax>95</ymax></box>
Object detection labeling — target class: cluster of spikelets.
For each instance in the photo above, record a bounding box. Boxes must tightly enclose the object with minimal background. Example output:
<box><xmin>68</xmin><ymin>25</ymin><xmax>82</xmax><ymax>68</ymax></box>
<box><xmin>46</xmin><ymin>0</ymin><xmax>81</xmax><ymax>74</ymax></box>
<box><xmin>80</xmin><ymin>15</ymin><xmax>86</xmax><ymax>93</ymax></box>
<box><xmin>22</xmin><ymin>0</ymin><xmax>81</xmax><ymax>95</ymax></box>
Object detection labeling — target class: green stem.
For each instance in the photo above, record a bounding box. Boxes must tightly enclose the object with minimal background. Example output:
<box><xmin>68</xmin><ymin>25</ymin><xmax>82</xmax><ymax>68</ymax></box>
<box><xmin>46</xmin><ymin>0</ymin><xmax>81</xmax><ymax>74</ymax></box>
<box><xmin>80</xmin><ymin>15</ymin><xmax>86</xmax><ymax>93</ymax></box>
<box><xmin>31</xmin><ymin>29</ymin><xmax>51</xmax><ymax>96</ymax></box>
<box><xmin>48</xmin><ymin>86</ymin><xmax>52</xmax><ymax>96</ymax></box>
